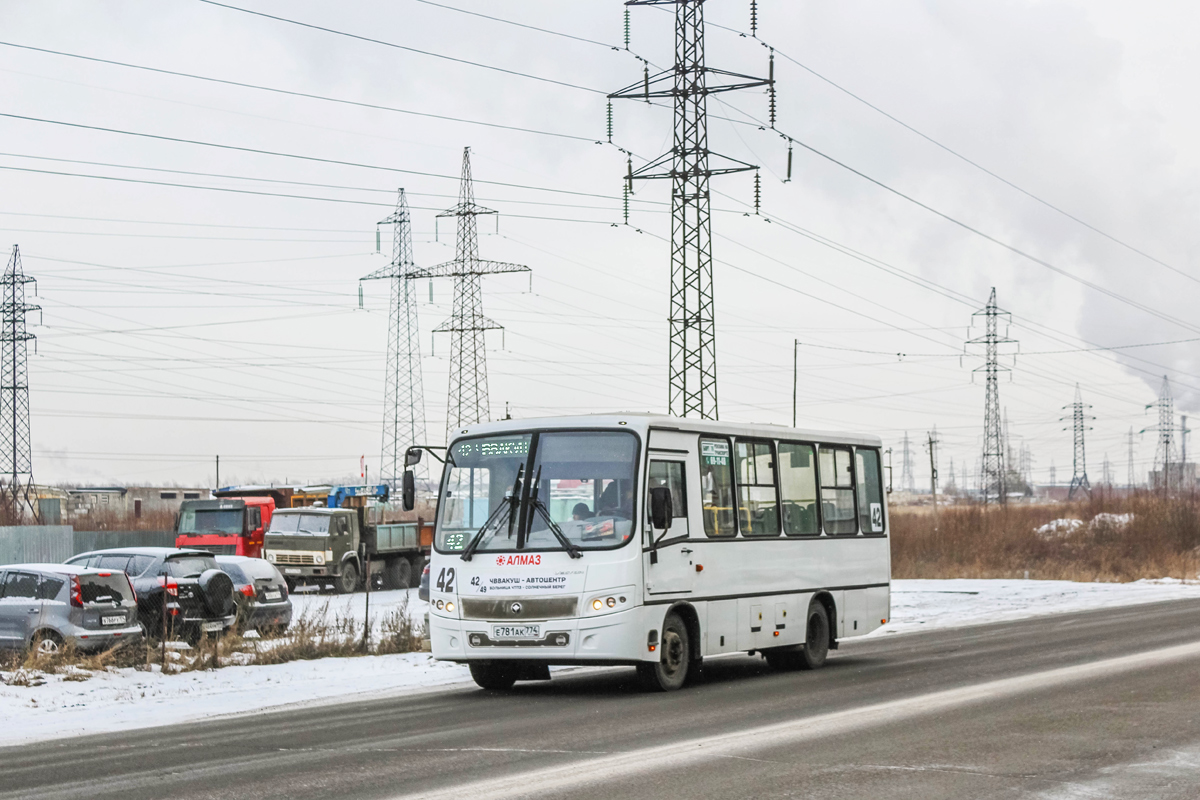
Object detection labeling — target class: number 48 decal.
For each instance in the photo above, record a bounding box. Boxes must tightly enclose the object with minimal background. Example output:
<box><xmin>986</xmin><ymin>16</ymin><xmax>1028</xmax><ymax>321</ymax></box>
<box><xmin>435</xmin><ymin>567</ymin><xmax>456</xmax><ymax>593</ymax></box>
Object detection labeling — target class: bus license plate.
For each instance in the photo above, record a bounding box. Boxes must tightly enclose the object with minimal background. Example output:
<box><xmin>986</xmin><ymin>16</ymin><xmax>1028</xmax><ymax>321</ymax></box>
<box><xmin>491</xmin><ymin>624</ymin><xmax>540</xmax><ymax>640</ymax></box>
<box><xmin>101</xmin><ymin>615</ymin><xmax>125</xmax><ymax>626</ymax></box>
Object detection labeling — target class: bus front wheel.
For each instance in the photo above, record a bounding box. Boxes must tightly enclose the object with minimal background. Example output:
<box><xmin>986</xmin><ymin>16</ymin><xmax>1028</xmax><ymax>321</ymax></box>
<box><xmin>470</xmin><ymin>663</ymin><xmax>517</xmax><ymax>691</ymax></box>
<box><xmin>637</xmin><ymin>612</ymin><xmax>689</xmax><ymax>692</ymax></box>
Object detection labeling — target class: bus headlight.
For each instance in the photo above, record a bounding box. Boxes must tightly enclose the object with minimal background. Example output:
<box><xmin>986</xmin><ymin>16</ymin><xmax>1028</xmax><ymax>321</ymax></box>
<box><xmin>592</xmin><ymin>599</ymin><xmax>604</xmax><ymax>611</ymax></box>
<box><xmin>586</xmin><ymin>588</ymin><xmax>635</xmax><ymax>614</ymax></box>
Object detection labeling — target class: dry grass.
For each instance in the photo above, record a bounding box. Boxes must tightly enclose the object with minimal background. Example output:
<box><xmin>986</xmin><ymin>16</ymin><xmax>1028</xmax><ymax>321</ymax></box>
<box><xmin>0</xmin><ymin>594</ymin><xmax>424</xmax><ymax>680</ymax></box>
<box><xmin>891</xmin><ymin>492</ymin><xmax>1200</xmax><ymax>582</ymax></box>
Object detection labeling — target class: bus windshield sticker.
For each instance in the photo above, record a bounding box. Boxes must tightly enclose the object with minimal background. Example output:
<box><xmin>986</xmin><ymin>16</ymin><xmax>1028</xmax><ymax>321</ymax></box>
<box><xmin>461</xmin><ymin>569</ymin><xmax>585</xmax><ymax>595</ymax></box>
<box><xmin>700</xmin><ymin>439</ymin><xmax>729</xmax><ymax>465</ymax></box>
<box><xmin>870</xmin><ymin>503</ymin><xmax>884</xmax><ymax>532</ymax></box>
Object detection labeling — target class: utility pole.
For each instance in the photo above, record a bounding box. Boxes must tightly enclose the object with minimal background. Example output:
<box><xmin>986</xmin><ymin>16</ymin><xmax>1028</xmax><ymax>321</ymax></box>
<box><xmin>792</xmin><ymin>339</ymin><xmax>797</xmax><ymax>427</ymax></box>
<box><xmin>404</xmin><ymin>148</ymin><xmax>530</xmax><ymax>438</ymax></box>
<box><xmin>361</xmin><ymin>189</ymin><xmax>429</xmax><ymax>489</ymax></box>
<box><xmin>927</xmin><ymin>428</ymin><xmax>940</xmax><ymax>524</ymax></box>
<box><xmin>611</xmin><ymin>0</ymin><xmax>770</xmax><ymax>419</ymax></box>
<box><xmin>1063</xmin><ymin>384</ymin><xmax>1093</xmax><ymax>500</ymax></box>
<box><xmin>1127</xmin><ymin>427</ymin><xmax>1136</xmax><ymax>490</ymax></box>
<box><xmin>967</xmin><ymin>288</ymin><xmax>1016</xmax><ymax>505</ymax></box>
<box><xmin>0</xmin><ymin>245</ymin><xmax>39</xmax><ymax>523</ymax></box>
<box><xmin>215</xmin><ymin>455</ymin><xmax>220</xmax><ymax>491</ymax></box>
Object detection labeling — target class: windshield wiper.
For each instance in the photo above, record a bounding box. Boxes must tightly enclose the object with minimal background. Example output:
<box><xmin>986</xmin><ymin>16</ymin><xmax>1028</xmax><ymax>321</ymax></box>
<box><xmin>461</xmin><ymin>464</ymin><xmax>523</xmax><ymax>562</ymax></box>
<box><xmin>527</xmin><ymin>466</ymin><xmax>582</xmax><ymax>559</ymax></box>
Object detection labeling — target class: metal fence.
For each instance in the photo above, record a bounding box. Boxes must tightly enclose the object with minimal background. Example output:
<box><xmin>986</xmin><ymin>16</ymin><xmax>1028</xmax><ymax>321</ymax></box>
<box><xmin>0</xmin><ymin>526</ymin><xmax>175</xmax><ymax>566</ymax></box>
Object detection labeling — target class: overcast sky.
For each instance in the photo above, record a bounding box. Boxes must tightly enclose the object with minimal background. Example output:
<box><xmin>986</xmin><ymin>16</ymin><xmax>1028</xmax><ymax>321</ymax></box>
<box><xmin>2</xmin><ymin>0</ymin><xmax>1198</xmax><ymax>490</ymax></box>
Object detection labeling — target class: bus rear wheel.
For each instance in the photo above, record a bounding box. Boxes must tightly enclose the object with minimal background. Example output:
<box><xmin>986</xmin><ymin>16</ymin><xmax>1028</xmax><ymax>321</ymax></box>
<box><xmin>470</xmin><ymin>663</ymin><xmax>517</xmax><ymax>691</ymax></box>
<box><xmin>798</xmin><ymin>600</ymin><xmax>830</xmax><ymax>670</ymax></box>
<box><xmin>637</xmin><ymin>612</ymin><xmax>689</xmax><ymax>692</ymax></box>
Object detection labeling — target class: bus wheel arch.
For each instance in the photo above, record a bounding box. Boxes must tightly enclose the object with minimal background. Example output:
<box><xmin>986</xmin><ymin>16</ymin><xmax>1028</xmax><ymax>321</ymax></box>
<box><xmin>665</xmin><ymin>602</ymin><xmax>702</xmax><ymax>665</ymax></box>
<box><xmin>811</xmin><ymin>591</ymin><xmax>838</xmax><ymax>651</ymax></box>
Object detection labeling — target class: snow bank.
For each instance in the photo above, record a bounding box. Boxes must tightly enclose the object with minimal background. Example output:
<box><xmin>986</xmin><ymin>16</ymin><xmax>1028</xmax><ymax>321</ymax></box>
<box><xmin>6</xmin><ymin>578</ymin><xmax>1200</xmax><ymax>745</ymax></box>
<box><xmin>1034</xmin><ymin>518</ymin><xmax>1083</xmax><ymax>539</ymax></box>
<box><xmin>878</xmin><ymin>577</ymin><xmax>1200</xmax><ymax>636</ymax></box>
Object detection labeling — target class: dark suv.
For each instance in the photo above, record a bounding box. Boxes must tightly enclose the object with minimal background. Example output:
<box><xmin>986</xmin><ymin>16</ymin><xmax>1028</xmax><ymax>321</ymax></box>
<box><xmin>65</xmin><ymin>548</ymin><xmax>236</xmax><ymax>643</ymax></box>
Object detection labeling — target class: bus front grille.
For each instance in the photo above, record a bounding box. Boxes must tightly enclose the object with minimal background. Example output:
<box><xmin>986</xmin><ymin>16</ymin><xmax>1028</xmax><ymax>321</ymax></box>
<box><xmin>461</xmin><ymin>597</ymin><xmax>578</xmax><ymax>620</ymax></box>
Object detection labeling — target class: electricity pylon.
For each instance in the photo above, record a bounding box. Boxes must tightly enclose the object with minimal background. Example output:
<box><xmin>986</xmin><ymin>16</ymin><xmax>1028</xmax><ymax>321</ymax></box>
<box><xmin>1143</xmin><ymin>375</ymin><xmax>1178</xmax><ymax>493</ymax></box>
<box><xmin>1063</xmin><ymin>384</ymin><xmax>1093</xmax><ymax>500</ymax></box>
<box><xmin>967</xmin><ymin>288</ymin><xmax>1016</xmax><ymax>504</ymax></box>
<box><xmin>361</xmin><ymin>189</ymin><xmax>428</xmax><ymax>488</ymax></box>
<box><xmin>610</xmin><ymin>0</ymin><xmax>770</xmax><ymax>420</ymax></box>
<box><xmin>1</xmin><ymin>245</ymin><xmax>39</xmax><ymax>522</ymax></box>
<box><xmin>900</xmin><ymin>432</ymin><xmax>915</xmax><ymax>492</ymax></box>
<box><xmin>405</xmin><ymin>148</ymin><xmax>529</xmax><ymax>437</ymax></box>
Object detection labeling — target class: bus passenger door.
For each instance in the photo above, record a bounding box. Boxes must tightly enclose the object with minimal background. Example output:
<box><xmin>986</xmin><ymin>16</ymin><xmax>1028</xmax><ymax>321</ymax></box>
<box><xmin>645</xmin><ymin>459</ymin><xmax>693</xmax><ymax>596</ymax></box>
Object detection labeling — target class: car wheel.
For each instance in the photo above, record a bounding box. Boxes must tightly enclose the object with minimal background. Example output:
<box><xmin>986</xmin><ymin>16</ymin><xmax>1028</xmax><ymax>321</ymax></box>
<box><xmin>798</xmin><ymin>601</ymin><xmax>830</xmax><ymax>670</ymax></box>
<box><xmin>408</xmin><ymin>556</ymin><xmax>425</xmax><ymax>588</ymax></box>
<box><xmin>336</xmin><ymin>562</ymin><xmax>359</xmax><ymax>594</ymax></box>
<box><xmin>636</xmin><ymin>612</ymin><xmax>689</xmax><ymax>692</ymax></box>
<box><xmin>33</xmin><ymin>630</ymin><xmax>64</xmax><ymax>656</ymax></box>
<box><xmin>469</xmin><ymin>663</ymin><xmax>517</xmax><ymax>690</ymax></box>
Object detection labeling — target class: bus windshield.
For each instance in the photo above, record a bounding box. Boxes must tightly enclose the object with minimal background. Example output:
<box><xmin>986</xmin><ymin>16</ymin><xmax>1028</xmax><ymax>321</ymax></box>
<box><xmin>437</xmin><ymin>430</ymin><xmax>639</xmax><ymax>553</ymax></box>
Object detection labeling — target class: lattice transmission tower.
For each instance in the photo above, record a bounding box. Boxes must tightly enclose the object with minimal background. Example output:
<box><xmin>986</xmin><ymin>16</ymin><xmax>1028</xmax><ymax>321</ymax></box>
<box><xmin>967</xmin><ymin>288</ymin><xmax>1016</xmax><ymax>504</ymax></box>
<box><xmin>361</xmin><ymin>189</ymin><xmax>428</xmax><ymax>488</ymax></box>
<box><xmin>1063</xmin><ymin>384</ymin><xmax>1093</xmax><ymax>500</ymax></box>
<box><xmin>610</xmin><ymin>0</ymin><xmax>770</xmax><ymax>419</ymax></box>
<box><xmin>1</xmin><ymin>245</ymin><xmax>39</xmax><ymax>522</ymax></box>
<box><xmin>1143</xmin><ymin>375</ymin><xmax>1178</xmax><ymax>493</ymax></box>
<box><xmin>406</xmin><ymin>148</ymin><xmax>529</xmax><ymax>438</ymax></box>
<box><xmin>899</xmin><ymin>432</ymin><xmax>915</xmax><ymax>492</ymax></box>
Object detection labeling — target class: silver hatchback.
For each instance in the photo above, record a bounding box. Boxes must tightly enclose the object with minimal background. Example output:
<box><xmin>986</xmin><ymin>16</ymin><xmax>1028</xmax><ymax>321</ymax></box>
<box><xmin>0</xmin><ymin>564</ymin><xmax>142</xmax><ymax>654</ymax></box>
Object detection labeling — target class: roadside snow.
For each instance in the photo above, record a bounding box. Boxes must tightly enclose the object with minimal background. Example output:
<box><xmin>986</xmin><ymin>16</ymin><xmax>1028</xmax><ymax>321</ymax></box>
<box><xmin>878</xmin><ymin>577</ymin><xmax>1200</xmax><ymax>636</ymax></box>
<box><xmin>6</xmin><ymin>578</ymin><xmax>1200</xmax><ymax>745</ymax></box>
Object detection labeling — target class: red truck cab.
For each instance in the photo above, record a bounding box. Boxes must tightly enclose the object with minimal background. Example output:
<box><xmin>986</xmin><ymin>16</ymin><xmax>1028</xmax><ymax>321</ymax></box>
<box><xmin>175</xmin><ymin>496</ymin><xmax>275</xmax><ymax>557</ymax></box>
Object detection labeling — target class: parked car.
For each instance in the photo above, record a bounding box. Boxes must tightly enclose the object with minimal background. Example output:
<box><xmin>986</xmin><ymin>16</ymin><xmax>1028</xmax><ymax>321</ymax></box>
<box><xmin>418</xmin><ymin>563</ymin><xmax>430</xmax><ymax>602</ymax></box>
<box><xmin>215</xmin><ymin>555</ymin><xmax>293</xmax><ymax>635</ymax></box>
<box><xmin>0</xmin><ymin>563</ymin><xmax>141</xmax><ymax>654</ymax></box>
<box><xmin>64</xmin><ymin>548</ymin><xmax>236</xmax><ymax>644</ymax></box>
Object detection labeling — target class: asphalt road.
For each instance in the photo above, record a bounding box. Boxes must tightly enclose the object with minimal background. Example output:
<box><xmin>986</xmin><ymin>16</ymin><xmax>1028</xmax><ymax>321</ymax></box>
<box><xmin>6</xmin><ymin>598</ymin><xmax>1200</xmax><ymax>800</ymax></box>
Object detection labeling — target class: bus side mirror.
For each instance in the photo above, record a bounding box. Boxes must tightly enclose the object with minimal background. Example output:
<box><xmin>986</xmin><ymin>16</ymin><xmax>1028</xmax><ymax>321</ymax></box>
<box><xmin>401</xmin><ymin>470</ymin><xmax>416</xmax><ymax>512</ymax></box>
<box><xmin>405</xmin><ymin>448</ymin><xmax>423</xmax><ymax>467</ymax></box>
<box><xmin>649</xmin><ymin>487</ymin><xmax>672</xmax><ymax>531</ymax></box>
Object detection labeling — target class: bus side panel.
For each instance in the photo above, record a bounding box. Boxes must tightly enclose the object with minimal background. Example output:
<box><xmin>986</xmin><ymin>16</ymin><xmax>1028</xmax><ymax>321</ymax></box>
<box><xmin>866</xmin><ymin>585</ymin><xmax>890</xmax><ymax>633</ymax></box>
<box><xmin>843</xmin><ymin>589</ymin><xmax>868</xmax><ymax>637</ymax></box>
<box><xmin>704</xmin><ymin>599</ymin><xmax>737</xmax><ymax>655</ymax></box>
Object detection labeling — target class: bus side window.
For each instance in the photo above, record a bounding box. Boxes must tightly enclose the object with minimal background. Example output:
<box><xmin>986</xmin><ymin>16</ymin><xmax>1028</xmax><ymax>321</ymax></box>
<box><xmin>818</xmin><ymin>446</ymin><xmax>858</xmax><ymax>535</ymax></box>
<box><xmin>647</xmin><ymin>461</ymin><xmax>688</xmax><ymax>533</ymax></box>
<box><xmin>779</xmin><ymin>443</ymin><xmax>819</xmax><ymax>536</ymax></box>
<box><xmin>856</xmin><ymin>448</ymin><xmax>885</xmax><ymax>533</ymax></box>
<box><xmin>699</xmin><ymin>438</ymin><xmax>736</xmax><ymax>538</ymax></box>
<box><xmin>735</xmin><ymin>440</ymin><xmax>780</xmax><ymax>536</ymax></box>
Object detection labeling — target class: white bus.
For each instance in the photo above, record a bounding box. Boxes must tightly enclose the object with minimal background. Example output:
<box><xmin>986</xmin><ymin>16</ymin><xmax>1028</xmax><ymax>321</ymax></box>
<box><xmin>407</xmin><ymin>414</ymin><xmax>891</xmax><ymax>691</ymax></box>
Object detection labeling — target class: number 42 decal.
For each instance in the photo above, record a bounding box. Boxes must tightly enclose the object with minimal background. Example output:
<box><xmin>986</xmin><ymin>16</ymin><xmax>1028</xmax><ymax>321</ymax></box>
<box><xmin>435</xmin><ymin>567</ymin><xmax>456</xmax><ymax>593</ymax></box>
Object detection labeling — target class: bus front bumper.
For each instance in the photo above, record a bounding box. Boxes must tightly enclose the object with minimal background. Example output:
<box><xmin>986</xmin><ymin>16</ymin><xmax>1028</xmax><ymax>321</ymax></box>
<box><xmin>429</xmin><ymin>605</ymin><xmax>658</xmax><ymax>664</ymax></box>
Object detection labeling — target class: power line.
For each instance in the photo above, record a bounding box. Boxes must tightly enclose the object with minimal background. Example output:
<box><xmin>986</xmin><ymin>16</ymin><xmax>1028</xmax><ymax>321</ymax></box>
<box><xmin>0</xmin><ymin>40</ymin><xmax>598</xmax><ymax>143</ymax></box>
<box><xmin>0</xmin><ymin>112</ymin><xmax>619</xmax><ymax>200</ymax></box>
<box><xmin>0</xmin><ymin>163</ymin><xmax>616</xmax><ymax>225</ymax></box>
<box><xmin>193</xmin><ymin>0</ymin><xmax>606</xmax><ymax>95</ymax></box>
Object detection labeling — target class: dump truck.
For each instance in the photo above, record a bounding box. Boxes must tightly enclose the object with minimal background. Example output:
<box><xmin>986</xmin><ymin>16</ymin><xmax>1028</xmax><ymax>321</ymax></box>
<box><xmin>175</xmin><ymin>496</ymin><xmax>274</xmax><ymax>557</ymax></box>
<box><xmin>262</xmin><ymin>485</ymin><xmax>431</xmax><ymax>593</ymax></box>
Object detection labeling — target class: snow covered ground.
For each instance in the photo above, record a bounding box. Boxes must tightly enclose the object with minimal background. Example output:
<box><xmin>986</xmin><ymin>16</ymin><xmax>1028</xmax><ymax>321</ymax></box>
<box><xmin>5</xmin><ymin>578</ymin><xmax>1200</xmax><ymax>746</ymax></box>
